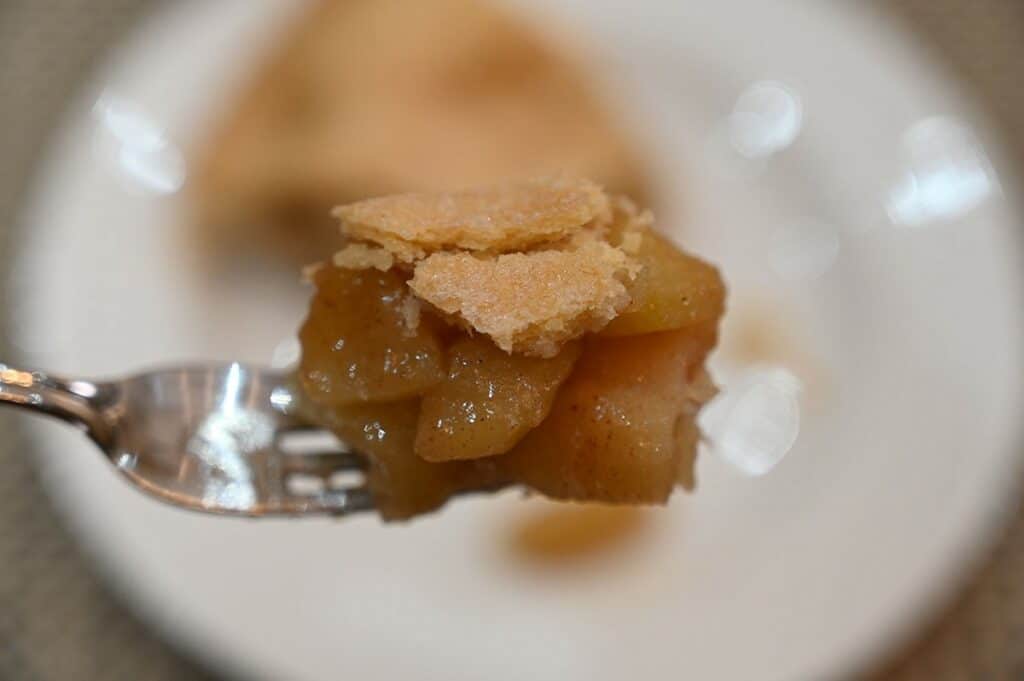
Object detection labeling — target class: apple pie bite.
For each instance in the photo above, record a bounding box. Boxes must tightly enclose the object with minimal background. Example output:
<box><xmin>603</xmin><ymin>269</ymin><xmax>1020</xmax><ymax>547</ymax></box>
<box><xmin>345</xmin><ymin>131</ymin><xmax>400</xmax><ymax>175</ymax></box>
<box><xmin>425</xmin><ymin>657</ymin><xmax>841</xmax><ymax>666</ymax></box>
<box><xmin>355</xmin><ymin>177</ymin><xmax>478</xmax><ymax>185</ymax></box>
<box><xmin>296</xmin><ymin>177</ymin><xmax>724</xmax><ymax>520</ymax></box>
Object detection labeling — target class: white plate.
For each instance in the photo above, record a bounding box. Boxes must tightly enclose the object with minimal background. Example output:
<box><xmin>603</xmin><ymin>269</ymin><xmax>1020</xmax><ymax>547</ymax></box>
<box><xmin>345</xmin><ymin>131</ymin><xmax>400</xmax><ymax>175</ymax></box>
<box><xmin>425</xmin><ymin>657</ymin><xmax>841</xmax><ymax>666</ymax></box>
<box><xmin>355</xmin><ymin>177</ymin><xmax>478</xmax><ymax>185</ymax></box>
<box><xmin>12</xmin><ymin>1</ymin><xmax>1024</xmax><ymax>680</ymax></box>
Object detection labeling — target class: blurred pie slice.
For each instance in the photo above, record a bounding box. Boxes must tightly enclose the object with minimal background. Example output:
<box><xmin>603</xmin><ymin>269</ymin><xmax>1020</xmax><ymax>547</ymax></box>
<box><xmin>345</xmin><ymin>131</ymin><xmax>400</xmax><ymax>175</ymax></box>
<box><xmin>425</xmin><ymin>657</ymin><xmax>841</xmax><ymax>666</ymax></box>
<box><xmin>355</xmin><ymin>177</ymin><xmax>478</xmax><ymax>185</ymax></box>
<box><xmin>190</xmin><ymin>0</ymin><xmax>651</xmax><ymax>262</ymax></box>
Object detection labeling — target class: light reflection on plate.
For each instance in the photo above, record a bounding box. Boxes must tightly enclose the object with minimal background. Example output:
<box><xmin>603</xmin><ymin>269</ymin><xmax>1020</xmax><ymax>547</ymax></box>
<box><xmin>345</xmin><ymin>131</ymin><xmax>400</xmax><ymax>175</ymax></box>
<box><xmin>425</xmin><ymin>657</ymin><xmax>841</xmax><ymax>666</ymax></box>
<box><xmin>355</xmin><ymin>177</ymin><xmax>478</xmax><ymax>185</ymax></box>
<box><xmin>887</xmin><ymin>116</ymin><xmax>999</xmax><ymax>228</ymax></box>
<box><xmin>727</xmin><ymin>80</ymin><xmax>804</xmax><ymax>160</ymax></box>
<box><xmin>92</xmin><ymin>91</ymin><xmax>186</xmax><ymax>195</ymax></box>
<box><xmin>700</xmin><ymin>365</ymin><xmax>803</xmax><ymax>477</ymax></box>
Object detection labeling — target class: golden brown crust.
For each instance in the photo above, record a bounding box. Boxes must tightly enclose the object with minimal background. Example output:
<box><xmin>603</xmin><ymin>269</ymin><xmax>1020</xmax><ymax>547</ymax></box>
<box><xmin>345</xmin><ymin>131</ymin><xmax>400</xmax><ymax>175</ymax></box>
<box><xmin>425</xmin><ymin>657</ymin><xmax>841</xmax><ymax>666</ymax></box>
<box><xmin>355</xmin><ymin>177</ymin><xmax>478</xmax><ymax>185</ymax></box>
<box><xmin>408</xmin><ymin>237</ymin><xmax>637</xmax><ymax>357</ymax></box>
<box><xmin>619</xmin><ymin>229</ymin><xmax>644</xmax><ymax>255</ymax></box>
<box><xmin>327</xmin><ymin>180</ymin><xmax>653</xmax><ymax>356</ymax></box>
<box><xmin>333</xmin><ymin>177</ymin><xmax>610</xmax><ymax>262</ymax></box>
<box><xmin>332</xmin><ymin>242</ymin><xmax>395</xmax><ymax>271</ymax></box>
<box><xmin>397</xmin><ymin>295</ymin><xmax>423</xmax><ymax>336</ymax></box>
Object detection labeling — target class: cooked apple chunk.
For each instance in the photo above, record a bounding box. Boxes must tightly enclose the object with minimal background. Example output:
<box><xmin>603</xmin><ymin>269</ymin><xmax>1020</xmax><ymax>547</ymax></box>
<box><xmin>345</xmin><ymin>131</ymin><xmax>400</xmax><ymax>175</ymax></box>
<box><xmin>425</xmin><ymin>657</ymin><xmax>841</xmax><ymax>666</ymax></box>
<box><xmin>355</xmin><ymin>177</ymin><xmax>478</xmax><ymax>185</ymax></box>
<box><xmin>499</xmin><ymin>328</ymin><xmax>717</xmax><ymax>503</ymax></box>
<box><xmin>298</xmin><ymin>267</ymin><xmax>445</xmax><ymax>405</ymax></box>
<box><xmin>415</xmin><ymin>336</ymin><xmax>581</xmax><ymax>462</ymax></box>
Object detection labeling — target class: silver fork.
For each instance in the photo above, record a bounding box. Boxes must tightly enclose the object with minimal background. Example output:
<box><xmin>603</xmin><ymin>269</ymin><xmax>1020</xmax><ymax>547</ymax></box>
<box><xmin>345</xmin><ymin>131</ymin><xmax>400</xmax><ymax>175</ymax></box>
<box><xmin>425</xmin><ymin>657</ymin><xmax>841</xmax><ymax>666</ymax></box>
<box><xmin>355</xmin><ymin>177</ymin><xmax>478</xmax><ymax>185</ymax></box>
<box><xmin>0</xmin><ymin>361</ymin><xmax>377</xmax><ymax>517</ymax></box>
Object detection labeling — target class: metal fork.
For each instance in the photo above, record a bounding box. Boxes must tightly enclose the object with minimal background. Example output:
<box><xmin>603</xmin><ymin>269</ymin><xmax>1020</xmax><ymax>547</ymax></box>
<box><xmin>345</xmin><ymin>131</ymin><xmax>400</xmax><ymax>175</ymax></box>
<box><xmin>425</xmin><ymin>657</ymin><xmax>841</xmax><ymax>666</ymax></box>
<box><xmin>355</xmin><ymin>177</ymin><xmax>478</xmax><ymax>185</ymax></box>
<box><xmin>0</xmin><ymin>361</ymin><xmax>377</xmax><ymax>517</ymax></box>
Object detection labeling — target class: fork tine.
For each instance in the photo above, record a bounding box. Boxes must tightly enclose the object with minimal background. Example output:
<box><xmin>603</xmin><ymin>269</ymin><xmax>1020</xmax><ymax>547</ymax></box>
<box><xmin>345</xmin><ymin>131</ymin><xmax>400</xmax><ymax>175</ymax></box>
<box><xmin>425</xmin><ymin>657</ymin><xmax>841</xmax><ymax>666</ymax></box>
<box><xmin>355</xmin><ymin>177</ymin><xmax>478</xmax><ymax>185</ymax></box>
<box><xmin>316</xmin><ymin>487</ymin><xmax>375</xmax><ymax>515</ymax></box>
<box><xmin>281</xmin><ymin>451</ymin><xmax>369</xmax><ymax>476</ymax></box>
<box><xmin>268</xmin><ymin>487</ymin><xmax>375</xmax><ymax>517</ymax></box>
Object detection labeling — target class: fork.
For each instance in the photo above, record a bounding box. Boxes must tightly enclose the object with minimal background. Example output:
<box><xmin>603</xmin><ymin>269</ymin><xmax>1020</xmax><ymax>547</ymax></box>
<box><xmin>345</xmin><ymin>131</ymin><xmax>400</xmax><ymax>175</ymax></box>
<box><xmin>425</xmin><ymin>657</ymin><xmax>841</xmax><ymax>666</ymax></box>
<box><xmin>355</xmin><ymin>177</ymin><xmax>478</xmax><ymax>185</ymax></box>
<box><xmin>0</xmin><ymin>361</ymin><xmax>378</xmax><ymax>517</ymax></box>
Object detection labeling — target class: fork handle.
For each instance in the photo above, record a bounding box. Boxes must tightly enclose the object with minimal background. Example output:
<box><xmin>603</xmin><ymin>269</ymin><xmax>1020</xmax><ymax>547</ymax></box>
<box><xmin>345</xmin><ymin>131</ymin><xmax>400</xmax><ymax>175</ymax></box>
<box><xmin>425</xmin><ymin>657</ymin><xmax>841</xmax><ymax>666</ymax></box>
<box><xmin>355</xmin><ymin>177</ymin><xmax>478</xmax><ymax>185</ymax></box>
<box><xmin>0</xmin><ymin>363</ymin><xmax>112</xmax><ymax>447</ymax></box>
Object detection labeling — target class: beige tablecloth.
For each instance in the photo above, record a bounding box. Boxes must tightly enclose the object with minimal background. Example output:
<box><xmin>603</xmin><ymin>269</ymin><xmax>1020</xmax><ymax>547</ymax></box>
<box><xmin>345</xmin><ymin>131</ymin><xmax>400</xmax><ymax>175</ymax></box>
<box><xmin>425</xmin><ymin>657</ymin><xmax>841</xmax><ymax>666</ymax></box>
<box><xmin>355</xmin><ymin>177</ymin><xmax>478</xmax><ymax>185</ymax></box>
<box><xmin>1</xmin><ymin>2</ymin><xmax>1022</xmax><ymax>679</ymax></box>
